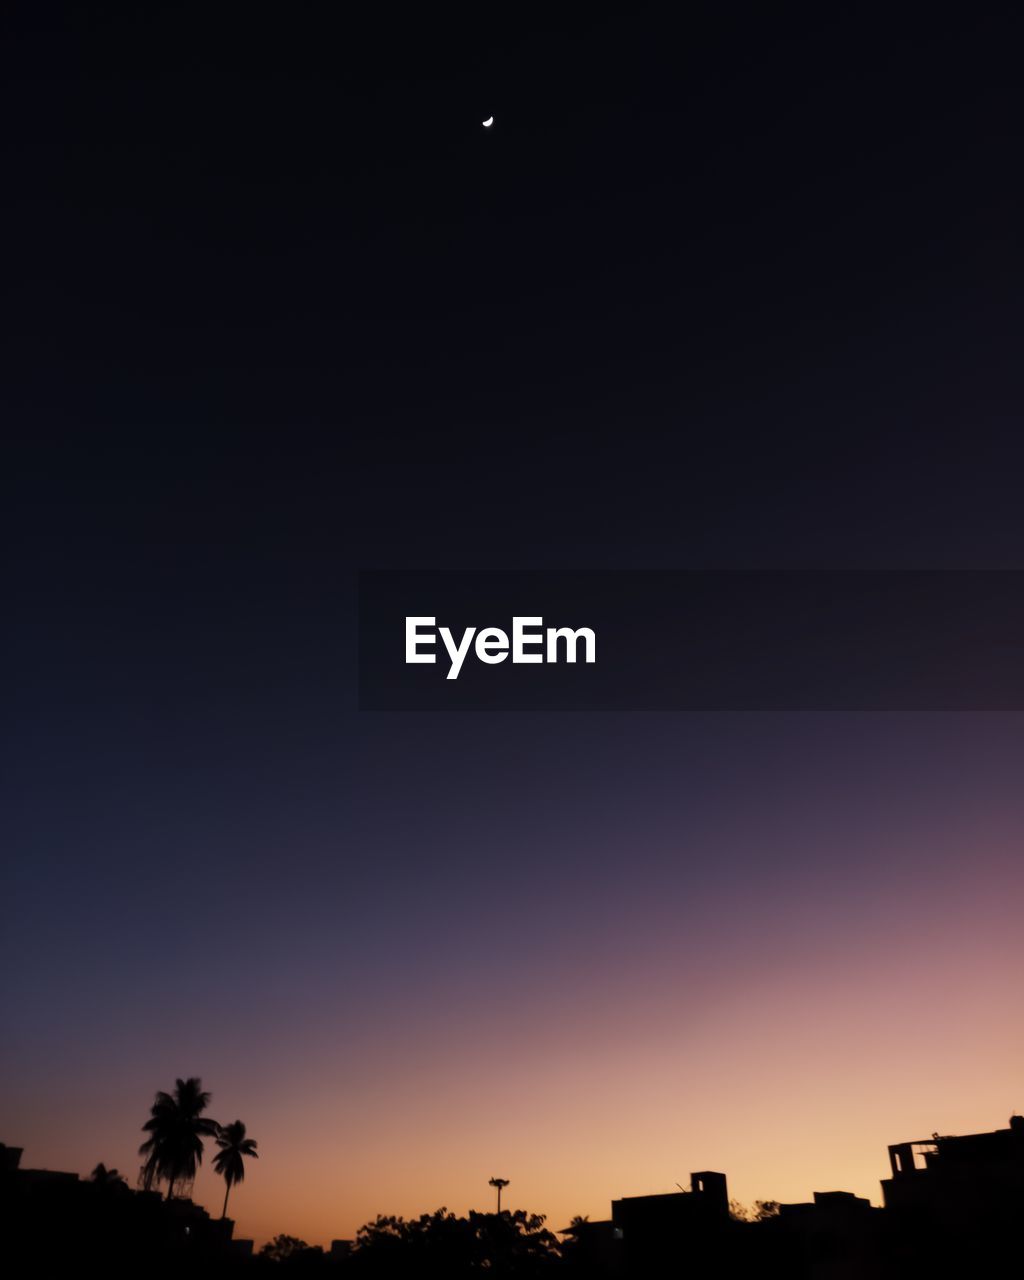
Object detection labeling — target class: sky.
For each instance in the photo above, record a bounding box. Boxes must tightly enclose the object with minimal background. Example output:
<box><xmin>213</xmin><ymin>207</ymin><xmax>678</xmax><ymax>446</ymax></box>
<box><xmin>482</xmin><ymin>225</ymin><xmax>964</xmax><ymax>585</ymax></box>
<box><xmin>2</xmin><ymin>3</ymin><xmax>1024</xmax><ymax>1250</ymax></box>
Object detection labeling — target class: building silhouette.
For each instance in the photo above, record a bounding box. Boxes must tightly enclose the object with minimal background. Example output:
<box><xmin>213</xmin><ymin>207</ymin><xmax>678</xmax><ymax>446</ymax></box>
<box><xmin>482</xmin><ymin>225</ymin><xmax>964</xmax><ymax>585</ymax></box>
<box><xmin>611</xmin><ymin>1171</ymin><xmax>745</xmax><ymax>1274</ymax></box>
<box><xmin>880</xmin><ymin>1115</ymin><xmax>1024</xmax><ymax>1274</ymax></box>
<box><xmin>0</xmin><ymin>1140</ymin><xmax>251</xmax><ymax>1274</ymax></box>
<box><xmin>772</xmin><ymin>1192</ymin><xmax>882</xmax><ymax>1279</ymax></box>
<box><xmin>883</xmin><ymin>1113</ymin><xmax>1024</xmax><ymax>1223</ymax></box>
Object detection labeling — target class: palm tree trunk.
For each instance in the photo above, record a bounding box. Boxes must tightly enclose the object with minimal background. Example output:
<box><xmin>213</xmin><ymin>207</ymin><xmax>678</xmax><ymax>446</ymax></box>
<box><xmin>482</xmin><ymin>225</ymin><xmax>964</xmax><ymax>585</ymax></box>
<box><xmin>166</xmin><ymin>1168</ymin><xmax>176</xmax><ymax>1201</ymax></box>
<box><xmin>222</xmin><ymin>1180</ymin><xmax>231</xmax><ymax>1219</ymax></box>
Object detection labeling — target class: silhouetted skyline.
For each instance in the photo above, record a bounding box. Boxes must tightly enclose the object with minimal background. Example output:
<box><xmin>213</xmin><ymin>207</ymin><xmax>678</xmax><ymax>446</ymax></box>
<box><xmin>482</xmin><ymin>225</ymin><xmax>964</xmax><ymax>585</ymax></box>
<box><xmin>5</xmin><ymin>1106</ymin><xmax>1023</xmax><ymax>1271</ymax></box>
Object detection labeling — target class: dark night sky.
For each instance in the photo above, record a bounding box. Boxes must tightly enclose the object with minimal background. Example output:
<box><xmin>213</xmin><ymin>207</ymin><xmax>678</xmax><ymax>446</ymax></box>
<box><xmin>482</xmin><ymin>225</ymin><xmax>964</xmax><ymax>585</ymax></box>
<box><xmin>3</xmin><ymin>3</ymin><xmax>1023</xmax><ymax>1247</ymax></box>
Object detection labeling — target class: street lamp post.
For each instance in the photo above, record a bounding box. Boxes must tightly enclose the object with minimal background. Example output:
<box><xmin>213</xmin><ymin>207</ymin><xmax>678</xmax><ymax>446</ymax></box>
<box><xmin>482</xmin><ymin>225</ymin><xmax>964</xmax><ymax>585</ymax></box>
<box><xmin>488</xmin><ymin>1176</ymin><xmax>510</xmax><ymax>1214</ymax></box>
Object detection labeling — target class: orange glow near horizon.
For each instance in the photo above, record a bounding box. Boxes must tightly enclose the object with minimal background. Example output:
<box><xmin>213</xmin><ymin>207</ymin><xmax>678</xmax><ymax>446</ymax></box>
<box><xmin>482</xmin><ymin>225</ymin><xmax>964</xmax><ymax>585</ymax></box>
<box><xmin>7</xmin><ymin>844</ymin><xmax>1021</xmax><ymax>1249</ymax></box>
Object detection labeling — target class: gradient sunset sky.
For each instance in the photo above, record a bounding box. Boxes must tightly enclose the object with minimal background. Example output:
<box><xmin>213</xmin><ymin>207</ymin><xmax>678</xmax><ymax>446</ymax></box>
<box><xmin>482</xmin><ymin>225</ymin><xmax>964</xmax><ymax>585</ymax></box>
<box><xmin>4</xmin><ymin>4</ymin><xmax>1024</xmax><ymax>1251</ymax></box>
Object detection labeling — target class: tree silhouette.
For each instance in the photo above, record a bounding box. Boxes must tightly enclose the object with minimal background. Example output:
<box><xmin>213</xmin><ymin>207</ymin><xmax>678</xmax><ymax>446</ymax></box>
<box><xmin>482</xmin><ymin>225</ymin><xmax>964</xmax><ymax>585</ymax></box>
<box><xmin>212</xmin><ymin>1119</ymin><xmax>259</xmax><ymax>1219</ymax></box>
<box><xmin>729</xmin><ymin>1198</ymin><xmax>780</xmax><ymax>1223</ymax></box>
<box><xmin>352</xmin><ymin>1206</ymin><xmax>559</xmax><ymax>1276</ymax></box>
<box><xmin>139</xmin><ymin>1076</ymin><xmax>219</xmax><ymax>1200</ymax></box>
<box><xmin>259</xmin><ymin>1234</ymin><xmax>324</xmax><ymax>1264</ymax></box>
<box><xmin>90</xmin><ymin>1162</ymin><xmax>126</xmax><ymax>1187</ymax></box>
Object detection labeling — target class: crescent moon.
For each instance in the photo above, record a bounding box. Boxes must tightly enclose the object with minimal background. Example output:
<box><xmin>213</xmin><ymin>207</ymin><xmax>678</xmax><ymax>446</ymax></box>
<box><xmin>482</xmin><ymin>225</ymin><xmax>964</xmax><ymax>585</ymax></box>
<box><xmin>482</xmin><ymin>116</ymin><xmax>494</xmax><ymax>127</ymax></box>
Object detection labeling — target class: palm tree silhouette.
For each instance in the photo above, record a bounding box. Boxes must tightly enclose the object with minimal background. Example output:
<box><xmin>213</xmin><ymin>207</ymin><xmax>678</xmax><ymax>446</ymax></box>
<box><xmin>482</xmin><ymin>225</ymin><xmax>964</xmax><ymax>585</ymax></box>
<box><xmin>139</xmin><ymin>1077</ymin><xmax>219</xmax><ymax>1200</ymax></box>
<box><xmin>212</xmin><ymin>1120</ymin><xmax>259</xmax><ymax>1219</ymax></box>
